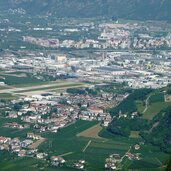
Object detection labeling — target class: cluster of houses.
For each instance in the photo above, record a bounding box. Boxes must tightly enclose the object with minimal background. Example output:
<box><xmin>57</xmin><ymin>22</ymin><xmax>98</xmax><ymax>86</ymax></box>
<box><xmin>105</xmin><ymin>143</ymin><xmax>143</xmax><ymax>170</ymax></box>
<box><xmin>0</xmin><ymin>133</ymin><xmax>86</xmax><ymax>170</ymax></box>
<box><xmin>3</xmin><ymin>122</ymin><xmax>30</xmax><ymax>129</ymax></box>
<box><xmin>126</xmin><ymin>152</ymin><xmax>141</xmax><ymax>160</ymax></box>
<box><xmin>0</xmin><ymin>133</ymin><xmax>67</xmax><ymax>167</ymax></box>
<box><xmin>0</xmin><ymin>134</ymin><xmax>43</xmax><ymax>158</ymax></box>
<box><xmin>0</xmin><ymin>83</ymin><xmax>133</xmax><ymax>170</ymax></box>
<box><xmin>105</xmin><ymin>153</ymin><xmax>121</xmax><ymax>170</ymax></box>
<box><xmin>117</xmin><ymin>110</ymin><xmax>139</xmax><ymax>119</ymax></box>
<box><xmin>3</xmin><ymin>91</ymin><xmax>126</xmax><ymax>133</ymax></box>
<box><xmin>79</xmin><ymin>106</ymin><xmax>112</xmax><ymax>127</ymax></box>
<box><xmin>51</xmin><ymin>158</ymin><xmax>86</xmax><ymax>170</ymax></box>
<box><xmin>51</xmin><ymin>156</ymin><xmax>66</xmax><ymax>167</ymax></box>
<box><xmin>73</xmin><ymin>160</ymin><xmax>86</xmax><ymax>170</ymax></box>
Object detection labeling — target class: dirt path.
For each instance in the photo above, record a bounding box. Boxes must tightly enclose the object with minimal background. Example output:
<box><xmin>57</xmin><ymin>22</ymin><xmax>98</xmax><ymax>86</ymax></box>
<box><xmin>82</xmin><ymin>140</ymin><xmax>92</xmax><ymax>153</ymax></box>
<box><xmin>59</xmin><ymin>152</ymin><xmax>73</xmax><ymax>157</ymax></box>
<box><xmin>155</xmin><ymin>157</ymin><xmax>163</xmax><ymax>166</ymax></box>
<box><xmin>117</xmin><ymin>146</ymin><xmax>132</xmax><ymax>170</ymax></box>
<box><xmin>143</xmin><ymin>95</ymin><xmax>152</xmax><ymax>114</ymax></box>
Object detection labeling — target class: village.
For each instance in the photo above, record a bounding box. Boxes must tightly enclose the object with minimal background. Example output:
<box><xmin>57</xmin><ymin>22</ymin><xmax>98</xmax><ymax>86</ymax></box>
<box><xmin>3</xmin><ymin>89</ymin><xmax>128</xmax><ymax>132</ymax></box>
<box><xmin>0</xmin><ymin>86</ymin><xmax>128</xmax><ymax>170</ymax></box>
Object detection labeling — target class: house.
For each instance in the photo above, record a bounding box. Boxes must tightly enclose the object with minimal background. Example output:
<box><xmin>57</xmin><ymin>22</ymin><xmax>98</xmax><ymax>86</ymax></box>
<box><xmin>11</xmin><ymin>145</ymin><xmax>21</xmax><ymax>153</ymax></box>
<box><xmin>134</xmin><ymin>144</ymin><xmax>140</xmax><ymax>150</ymax></box>
<box><xmin>21</xmin><ymin>139</ymin><xmax>33</xmax><ymax>148</ymax></box>
<box><xmin>18</xmin><ymin>150</ymin><xmax>26</xmax><ymax>157</ymax></box>
<box><xmin>36</xmin><ymin>152</ymin><xmax>47</xmax><ymax>159</ymax></box>
<box><xmin>79</xmin><ymin>115</ymin><xmax>90</xmax><ymax>120</ymax></box>
<box><xmin>79</xmin><ymin>160</ymin><xmax>85</xmax><ymax>164</ymax></box>
<box><xmin>0</xmin><ymin>144</ymin><xmax>9</xmax><ymax>151</ymax></box>
<box><xmin>27</xmin><ymin>133</ymin><xmax>34</xmax><ymax>139</ymax></box>
<box><xmin>0</xmin><ymin>136</ymin><xmax>11</xmax><ymax>144</ymax></box>
<box><xmin>27</xmin><ymin>133</ymin><xmax>41</xmax><ymax>140</ymax></box>
<box><xmin>88</xmin><ymin>106</ymin><xmax>103</xmax><ymax>116</ymax></box>
<box><xmin>74</xmin><ymin>160</ymin><xmax>86</xmax><ymax>170</ymax></box>
<box><xmin>8</xmin><ymin>113</ymin><xmax>18</xmax><ymax>118</ymax></box>
<box><xmin>27</xmin><ymin>149</ymin><xmax>38</xmax><ymax>156</ymax></box>
<box><xmin>131</xmin><ymin>112</ymin><xmax>138</xmax><ymax>118</ymax></box>
<box><xmin>10</xmin><ymin>138</ymin><xmax>20</xmax><ymax>145</ymax></box>
<box><xmin>51</xmin><ymin>156</ymin><xmax>65</xmax><ymax>167</ymax></box>
<box><xmin>103</xmin><ymin>120</ymin><xmax>110</xmax><ymax>127</ymax></box>
<box><xmin>74</xmin><ymin>163</ymin><xmax>84</xmax><ymax>169</ymax></box>
<box><xmin>105</xmin><ymin>162</ymin><xmax>116</xmax><ymax>170</ymax></box>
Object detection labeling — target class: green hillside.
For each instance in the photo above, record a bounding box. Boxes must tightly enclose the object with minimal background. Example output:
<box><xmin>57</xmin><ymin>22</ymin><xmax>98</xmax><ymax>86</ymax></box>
<box><xmin>108</xmin><ymin>87</ymin><xmax>171</xmax><ymax>154</ymax></box>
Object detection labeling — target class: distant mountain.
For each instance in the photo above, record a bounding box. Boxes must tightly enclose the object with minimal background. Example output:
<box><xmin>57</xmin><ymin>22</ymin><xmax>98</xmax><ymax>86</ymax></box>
<box><xmin>2</xmin><ymin>0</ymin><xmax>171</xmax><ymax>21</ymax></box>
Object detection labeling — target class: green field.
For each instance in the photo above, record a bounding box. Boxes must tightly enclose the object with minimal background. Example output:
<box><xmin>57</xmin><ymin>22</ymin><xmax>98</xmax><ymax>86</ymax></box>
<box><xmin>0</xmin><ymin>73</ymin><xmax>44</xmax><ymax>86</ymax></box>
<box><xmin>143</xmin><ymin>101</ymin><xmax>171</xmax><ymax>120</ymax></box>
<box><xmin>0</xmin><ymin>118</ymin><xmax>169</xmax><ymax>170</ymax></box>
<box><xmin>125</xmin><ymin>144</ymin><xmax>169</xmax><ymax>171</ymax></box>
<box><xmin>40</xmin><ymin>121</ymin><xmax>169</xmax><ymax>171</ymax></box>
<box><xmin>0</xmin><ymin>155</ymin><xmax>49</xmax><ymax>171</ymax></box>
<box><xmin>0</xmin><ymin>155</ymin><xmax>81</xmax><ymax>171</ymax></box>
<box><xmin>136</xmin><ymin>100</ymin><xmax>145</xmax><ymax>113</ymax></box>
<box><xmin>129</xmin><ymin>131</ymin><xmax>140</xmax><ymax>138</ymax></box>
<box><xmin>39</xmin><ymin>120</ymin><xmax>137</xmax><ymax>171</ymax></box>
<box><xmin>0</xmin><ymin>93</ymin><xmax>19</xmax><ymax>100</ymax></box>
<box><xmin>135</xmin><ymin>91</ymin><xmax>171</xmax><ymax>120</ymax></box>
<box><xmin>38</xmin><ymin>120</ymin><xmax>168</xmax><ymax>171</ymax></box>
<box><xmin>149</xmin><ymin>92</ymin><xmax>164</xmax><ymax>103</ymax></box>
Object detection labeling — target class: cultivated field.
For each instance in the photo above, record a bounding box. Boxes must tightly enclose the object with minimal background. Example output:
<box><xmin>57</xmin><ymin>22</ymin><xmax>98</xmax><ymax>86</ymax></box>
<box><xmin>38</xmin><ymin>120</ymin><xmax>149</xmax><ymax>171</ymax></box>
<box><xmin>129</xmin><ymin>131</ymin><xmax>140</xmax><ymax>138</ymax></box>
<box><xmin>29</xmin><ymin>138</ymin><xmax>46</xmax><ymax>149</ymax></box>
<box><xmin>0</xmin><ymin>117</ymin><xmax>169</xmax><ymax>171</ymax></box>
<box><xmin>38</xmin><ymin>120</ymin><xmax>169</xmax><ymax>171</ymax></box>
<box><xmin>0</xmin><ymin>93</ymin><xmax>19</xmax><ymax>100</ymax></box>
<box><xmin>143</xmin><ymin>101</ymin><xmax>171</xmax><ymax>120</ymax></box>
<box><xmin>166</xmin><ymin>95</ymin><xmax>171</xmax><ymax>102</ymax></box>
<box><xmin>77</xmin><ymin>123</ymin><xmax>104</xmax><ymax>139</ymax></box>
<box><xmin>138</xmin><ymin>91</ymin><xmax>171</xmax><ymax>120</ymax></box>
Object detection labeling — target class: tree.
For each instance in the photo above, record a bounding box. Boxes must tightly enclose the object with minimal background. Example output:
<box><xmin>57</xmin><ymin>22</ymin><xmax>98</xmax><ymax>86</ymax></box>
<box><xmin>14</xmin><ymin>103</ymin><xmax>22</xmax><ymax>111</ymax></box>
<box><xmin>166</xmin><ymin>157</ymin><xmax>171</xmax><ymax>171</ymax></box>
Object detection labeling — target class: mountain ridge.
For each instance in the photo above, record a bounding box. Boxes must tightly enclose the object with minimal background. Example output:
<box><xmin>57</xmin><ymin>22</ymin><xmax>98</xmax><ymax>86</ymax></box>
<box><xmin>1</xmin><ymin>0</ymin><xmax>171</xmax><ymax>21</ymax></box>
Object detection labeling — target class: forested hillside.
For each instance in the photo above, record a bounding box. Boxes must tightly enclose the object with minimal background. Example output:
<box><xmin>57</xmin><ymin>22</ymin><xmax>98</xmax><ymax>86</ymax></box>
<box><xmin>1</xmin><ymin>0</ymin><xmax>171</xmax><ymax>21</ymax></box>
